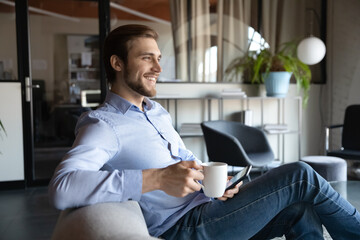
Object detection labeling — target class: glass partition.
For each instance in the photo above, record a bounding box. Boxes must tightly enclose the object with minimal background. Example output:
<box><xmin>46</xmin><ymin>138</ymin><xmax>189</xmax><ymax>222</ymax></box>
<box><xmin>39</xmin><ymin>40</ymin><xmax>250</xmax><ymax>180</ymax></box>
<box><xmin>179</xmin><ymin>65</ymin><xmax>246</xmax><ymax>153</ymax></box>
<box><xmin>110</xmin><ymin>0</ymin><xmax>176</xmax><ymax>82</ymax></box>
<box><xmin>28</xmin><ymin>0</ymin><xmax>100</xmax><ymax>180</ymax></box>
<box><xmin>0</xmin><ymin>0</ymin><xmax>17</xmax><ymax>81</ymax></box>
<box><xmin>109</xmin><ymin>0</ymin><xmax>325</xmax><ymax>83</ymax></box>
<box><xmin>0</xmin><ymin>0</ymin><xmax>326</xmax><ymax>184</ymax></box>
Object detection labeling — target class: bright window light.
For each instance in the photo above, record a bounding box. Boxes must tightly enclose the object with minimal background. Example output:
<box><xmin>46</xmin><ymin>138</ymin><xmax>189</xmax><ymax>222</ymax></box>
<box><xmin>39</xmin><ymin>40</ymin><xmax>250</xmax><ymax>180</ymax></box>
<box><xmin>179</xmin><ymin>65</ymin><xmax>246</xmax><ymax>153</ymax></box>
<box><xmin>199</xmin><ymin>46</ymin><xmax>218</xmax><ymax>82</ymax></box>
<box><xmin>248</xmin><ymin>27</ymin><xmax>269</xmax><ymax>52</ymax></box>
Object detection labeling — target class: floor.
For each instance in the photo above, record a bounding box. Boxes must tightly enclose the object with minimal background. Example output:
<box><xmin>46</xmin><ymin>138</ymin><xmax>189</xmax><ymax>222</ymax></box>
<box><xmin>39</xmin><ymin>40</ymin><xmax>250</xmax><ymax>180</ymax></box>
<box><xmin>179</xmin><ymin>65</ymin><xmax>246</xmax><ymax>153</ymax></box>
<box><xmin>0</xmin><ymin>187</ymin><xmax>60</xmax><ymax>240</ymax></box>
<box><xmin>1</xmin><ymin>181</ymin><xmax>359</xmax><ymax>240</ymax></box>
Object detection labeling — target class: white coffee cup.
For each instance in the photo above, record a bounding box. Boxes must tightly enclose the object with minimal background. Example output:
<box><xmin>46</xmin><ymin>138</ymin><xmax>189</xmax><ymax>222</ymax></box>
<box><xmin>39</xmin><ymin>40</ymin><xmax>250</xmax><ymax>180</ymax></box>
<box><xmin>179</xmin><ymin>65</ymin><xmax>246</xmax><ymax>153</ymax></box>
<box><xmin>200</xmin><ymin>162</ymin><xmax>228</xmax><ymax>198</ymax></box>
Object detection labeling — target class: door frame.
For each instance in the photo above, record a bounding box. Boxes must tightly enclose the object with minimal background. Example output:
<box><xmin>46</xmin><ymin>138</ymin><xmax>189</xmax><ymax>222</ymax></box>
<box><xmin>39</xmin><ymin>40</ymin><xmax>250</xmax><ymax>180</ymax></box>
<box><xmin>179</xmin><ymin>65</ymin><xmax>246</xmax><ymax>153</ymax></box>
<box><xmin>16</xmin><ymin>0</ymin><xmax>32</xmax><ymax>188</ymax></box>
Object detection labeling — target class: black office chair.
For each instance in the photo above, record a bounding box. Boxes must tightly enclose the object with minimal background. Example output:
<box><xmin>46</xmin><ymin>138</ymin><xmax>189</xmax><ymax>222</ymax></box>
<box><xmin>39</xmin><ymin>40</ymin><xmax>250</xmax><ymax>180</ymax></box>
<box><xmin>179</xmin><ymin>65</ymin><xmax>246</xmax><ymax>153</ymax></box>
<box><xmin>326</xmin><ymin>105</ymin><xmax>360</xmax><ymax>160</ymax></box>
<box><xmin>201</xmin><ymin>120</ymin><xmax>274</xmax><ymax>169</ymax></box>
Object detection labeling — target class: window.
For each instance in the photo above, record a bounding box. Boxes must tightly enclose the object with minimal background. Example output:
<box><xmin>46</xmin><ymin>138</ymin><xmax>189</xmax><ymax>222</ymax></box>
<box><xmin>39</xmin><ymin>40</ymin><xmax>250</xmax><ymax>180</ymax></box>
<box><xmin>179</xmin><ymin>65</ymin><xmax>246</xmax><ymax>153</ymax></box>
<box><xmin>248</xmin><ymin>26</ymin><xmax>270</xmax><ymax>53</ymax></box>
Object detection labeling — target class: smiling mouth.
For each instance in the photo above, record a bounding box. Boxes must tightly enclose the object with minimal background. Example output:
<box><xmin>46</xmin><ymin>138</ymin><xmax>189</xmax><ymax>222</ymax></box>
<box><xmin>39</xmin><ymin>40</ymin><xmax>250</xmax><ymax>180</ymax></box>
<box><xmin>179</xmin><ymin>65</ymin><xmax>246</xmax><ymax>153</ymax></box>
<box><xmin>146</xmin><ymin>76</ymin><xmax>156</xmax><ymax>81</ymax></box>
<box><xmin>144</xmin><ymin>74</ymin><xmax>158</xmax><ymax>82</ymax></box>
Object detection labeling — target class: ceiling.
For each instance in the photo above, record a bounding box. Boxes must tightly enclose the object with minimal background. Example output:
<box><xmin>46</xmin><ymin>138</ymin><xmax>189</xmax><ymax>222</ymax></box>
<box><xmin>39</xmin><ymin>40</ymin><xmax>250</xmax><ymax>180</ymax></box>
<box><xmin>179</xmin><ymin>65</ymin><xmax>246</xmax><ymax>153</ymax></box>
<box><xmin>0</xmin><ymin>0</ymin><xmax>171</xmax><ymax>21</ymax></box>
<box><xmin>0</xmin><ymin>0</ymin><xmax>219</xmax><ymax>22</ymax></box>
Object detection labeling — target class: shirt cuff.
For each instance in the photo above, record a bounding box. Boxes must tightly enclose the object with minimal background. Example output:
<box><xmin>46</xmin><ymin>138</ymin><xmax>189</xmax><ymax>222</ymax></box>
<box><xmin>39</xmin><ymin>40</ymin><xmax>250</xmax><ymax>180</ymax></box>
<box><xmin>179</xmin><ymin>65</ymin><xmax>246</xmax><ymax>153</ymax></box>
<box><xmin>122</xmin><ymin>169</ymin><xmax>143</xmax><ymax>201</ymax></box>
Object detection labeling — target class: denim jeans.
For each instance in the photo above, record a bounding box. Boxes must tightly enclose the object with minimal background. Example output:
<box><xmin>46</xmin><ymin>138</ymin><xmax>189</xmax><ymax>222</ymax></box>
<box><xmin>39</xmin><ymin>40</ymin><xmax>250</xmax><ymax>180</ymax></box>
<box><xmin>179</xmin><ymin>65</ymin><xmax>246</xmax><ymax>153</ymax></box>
<box><xmin>162</xmin><ymin>162</ymin><xmax>360</xmax><ymax>240</ymax></box>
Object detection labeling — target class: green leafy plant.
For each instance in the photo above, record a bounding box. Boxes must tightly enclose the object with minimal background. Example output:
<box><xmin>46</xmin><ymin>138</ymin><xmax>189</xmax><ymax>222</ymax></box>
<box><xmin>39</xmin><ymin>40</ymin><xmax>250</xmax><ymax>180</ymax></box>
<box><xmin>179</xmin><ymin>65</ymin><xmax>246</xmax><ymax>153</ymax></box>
<box><xmin>0</xmin><ymin>120</ymin><xmax>6</xmax><ymax>137</ymax></box>
<box><xmin>0</xmin><ymin>119</ymin><xmax>6</xmax><ymax>155</ymax></box>
<box><xmin>225</xmin><ymin>41</ymin><xmax>312</xmax><ymax>106</ymax></box>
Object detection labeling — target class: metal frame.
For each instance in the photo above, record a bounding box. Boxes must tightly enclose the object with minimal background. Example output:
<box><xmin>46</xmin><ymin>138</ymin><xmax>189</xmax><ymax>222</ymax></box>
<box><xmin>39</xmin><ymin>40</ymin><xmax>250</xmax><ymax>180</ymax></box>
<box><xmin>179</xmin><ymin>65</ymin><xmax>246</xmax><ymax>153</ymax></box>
<box><xmin>15</xmin><ymin>0</ymin><xmax>35</xmax><ymax>187</ymax></box>
<box><xmin>99</xmin><ymin>0</ymin><xmax>110</xmax><ymax>102</ymax></box>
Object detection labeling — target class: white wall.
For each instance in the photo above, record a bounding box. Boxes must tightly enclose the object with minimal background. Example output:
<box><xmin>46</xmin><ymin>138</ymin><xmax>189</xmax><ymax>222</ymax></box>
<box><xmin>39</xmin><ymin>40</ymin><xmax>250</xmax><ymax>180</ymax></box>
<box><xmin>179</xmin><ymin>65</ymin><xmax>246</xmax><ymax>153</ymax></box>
<box><xmin>0</xmin><ymin>82</ymin><xmax>24</xmax><ymax>181</ymax></box>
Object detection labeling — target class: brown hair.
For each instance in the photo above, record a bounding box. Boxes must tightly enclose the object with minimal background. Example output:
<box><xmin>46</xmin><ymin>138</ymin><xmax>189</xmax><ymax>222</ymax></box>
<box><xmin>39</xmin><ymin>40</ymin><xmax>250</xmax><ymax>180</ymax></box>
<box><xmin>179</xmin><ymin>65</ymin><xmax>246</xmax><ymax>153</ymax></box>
<box><xmin>103</xmin><ymin>24</ymin><xmax>159</xmax><ymax>84</ymax></box>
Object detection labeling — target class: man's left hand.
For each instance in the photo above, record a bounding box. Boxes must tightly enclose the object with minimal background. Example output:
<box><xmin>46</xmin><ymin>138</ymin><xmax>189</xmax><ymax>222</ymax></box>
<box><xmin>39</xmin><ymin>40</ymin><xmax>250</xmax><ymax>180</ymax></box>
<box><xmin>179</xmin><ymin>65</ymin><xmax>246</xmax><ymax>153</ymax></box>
<box><xmin>217</xmin><ymin>176</ymin><xmax>243</xmax><ymax>201</ymax></box>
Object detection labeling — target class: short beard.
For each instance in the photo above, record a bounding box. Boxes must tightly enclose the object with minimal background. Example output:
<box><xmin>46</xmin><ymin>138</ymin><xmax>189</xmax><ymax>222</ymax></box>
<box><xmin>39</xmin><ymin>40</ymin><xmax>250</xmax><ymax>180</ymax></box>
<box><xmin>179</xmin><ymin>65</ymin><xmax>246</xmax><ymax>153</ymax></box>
<box><xmin>124</xmin><ymin>66</ymin><xmax>156</xmax><ymax>97</ymax></box>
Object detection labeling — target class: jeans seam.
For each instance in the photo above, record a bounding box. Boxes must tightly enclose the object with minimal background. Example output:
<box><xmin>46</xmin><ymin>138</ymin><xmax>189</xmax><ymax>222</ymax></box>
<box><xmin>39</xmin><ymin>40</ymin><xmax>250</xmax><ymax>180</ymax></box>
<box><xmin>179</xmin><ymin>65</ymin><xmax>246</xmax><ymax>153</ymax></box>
<box><xmin>306</xmin><ymin>179</ymin><xmax>360</xmax><ymax>221</ymax></box>
<box><xmin>196</xmin><ymin>178</ymin><xmax>359</xmax><ymax>229</ymax></box>
<box><xmin>196</xmin><ymin>180</ymin><xmax>305</xmax><ymax>229</ymax></box>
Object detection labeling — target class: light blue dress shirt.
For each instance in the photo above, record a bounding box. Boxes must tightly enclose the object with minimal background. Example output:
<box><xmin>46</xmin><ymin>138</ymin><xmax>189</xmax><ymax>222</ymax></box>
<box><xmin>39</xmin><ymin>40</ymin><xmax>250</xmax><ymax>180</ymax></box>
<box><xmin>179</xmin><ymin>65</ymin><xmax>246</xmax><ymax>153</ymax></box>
<box><xmin>49</xmin><ymin>91</ymin><xmax>211</xmax><ymax>237</ymax></box>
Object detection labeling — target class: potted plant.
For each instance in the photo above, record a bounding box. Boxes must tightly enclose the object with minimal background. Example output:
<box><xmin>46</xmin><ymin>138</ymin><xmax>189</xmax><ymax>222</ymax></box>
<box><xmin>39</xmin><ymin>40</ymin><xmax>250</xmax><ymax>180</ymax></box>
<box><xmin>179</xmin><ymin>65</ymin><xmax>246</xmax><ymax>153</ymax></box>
<box><xmin>225</xmin><ymin>41</ymin><xmax>311</xmax><ymax>106</ymax></box>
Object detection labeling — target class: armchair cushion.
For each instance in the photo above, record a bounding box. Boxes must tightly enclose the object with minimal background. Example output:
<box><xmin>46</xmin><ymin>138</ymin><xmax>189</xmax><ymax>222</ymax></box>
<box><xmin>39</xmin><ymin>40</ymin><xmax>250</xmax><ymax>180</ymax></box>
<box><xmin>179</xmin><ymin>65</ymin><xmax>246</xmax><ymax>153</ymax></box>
<box><xmin>51</xmin><ymin>201</ymin><xmax>157</xmax><ymax>240</ymax></box>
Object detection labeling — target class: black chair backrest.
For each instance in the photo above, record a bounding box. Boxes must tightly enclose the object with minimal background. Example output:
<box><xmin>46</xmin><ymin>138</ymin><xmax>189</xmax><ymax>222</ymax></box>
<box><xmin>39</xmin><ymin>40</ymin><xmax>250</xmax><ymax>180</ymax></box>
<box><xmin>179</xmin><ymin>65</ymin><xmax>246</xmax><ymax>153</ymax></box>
<box><xmin>342</xmin><ymin>105</ymin><xmax>360</xmax><ymax>150</ymax></box>
<box><xmin>201</xmin><ymin>121</ymin><xmax>249</xmax><ymax>167</ymax></box>
<box><xmin>201</xmin><ymin>120</ymin><xmax>274</xmax><ymax>167</ymax></box>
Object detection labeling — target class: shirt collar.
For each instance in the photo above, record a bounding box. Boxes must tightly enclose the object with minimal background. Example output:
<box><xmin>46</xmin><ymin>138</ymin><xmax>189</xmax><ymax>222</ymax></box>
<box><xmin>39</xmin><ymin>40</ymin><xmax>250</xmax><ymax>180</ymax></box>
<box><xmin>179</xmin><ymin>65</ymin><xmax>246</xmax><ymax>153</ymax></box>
<box><xmin>143</xmin><ymin>97</ymin><xmax>154</xmax><ymax>111</ymax></box>
<box><xmin>105</xmin><ymin>91</ymin><xmax>154</xmax><ymax>114</ymax></box>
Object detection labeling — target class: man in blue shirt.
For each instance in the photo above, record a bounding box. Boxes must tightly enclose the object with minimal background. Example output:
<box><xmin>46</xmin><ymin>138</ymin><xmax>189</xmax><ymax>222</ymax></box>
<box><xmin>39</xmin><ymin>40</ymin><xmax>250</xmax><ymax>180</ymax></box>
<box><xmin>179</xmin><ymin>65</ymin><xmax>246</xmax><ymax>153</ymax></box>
<box><xmin>49</xmin><ymin>24</ymin><xmax>360</xmax><ymax>239</ymax></box>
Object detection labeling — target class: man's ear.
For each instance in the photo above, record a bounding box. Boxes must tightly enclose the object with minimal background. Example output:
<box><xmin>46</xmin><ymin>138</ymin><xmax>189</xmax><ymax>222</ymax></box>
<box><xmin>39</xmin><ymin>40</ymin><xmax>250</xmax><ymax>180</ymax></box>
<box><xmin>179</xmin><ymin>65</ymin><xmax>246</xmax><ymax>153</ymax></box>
<box><xmin>110</xmin><ymin>55</ymin><xmax>123</xmax><ymax>72</ymax></box>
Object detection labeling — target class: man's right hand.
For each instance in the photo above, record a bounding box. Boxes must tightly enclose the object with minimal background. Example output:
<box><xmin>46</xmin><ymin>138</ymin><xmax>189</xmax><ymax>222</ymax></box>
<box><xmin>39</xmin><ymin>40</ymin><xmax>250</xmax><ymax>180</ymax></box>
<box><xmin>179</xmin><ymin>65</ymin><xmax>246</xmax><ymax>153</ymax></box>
<box><xmin>142</xmin><ymin>161</ymin><xmax>204</xmax><ymax>197</ymax></box>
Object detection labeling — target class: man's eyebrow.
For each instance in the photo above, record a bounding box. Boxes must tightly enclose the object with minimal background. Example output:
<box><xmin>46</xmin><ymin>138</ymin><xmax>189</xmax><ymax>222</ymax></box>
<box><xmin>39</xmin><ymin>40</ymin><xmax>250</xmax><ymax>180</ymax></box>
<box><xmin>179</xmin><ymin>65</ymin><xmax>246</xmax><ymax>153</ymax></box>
<box><xmin>139</xmin><ymin>52</ymin><xmax>162</xmax><ymax>58</ymax></box>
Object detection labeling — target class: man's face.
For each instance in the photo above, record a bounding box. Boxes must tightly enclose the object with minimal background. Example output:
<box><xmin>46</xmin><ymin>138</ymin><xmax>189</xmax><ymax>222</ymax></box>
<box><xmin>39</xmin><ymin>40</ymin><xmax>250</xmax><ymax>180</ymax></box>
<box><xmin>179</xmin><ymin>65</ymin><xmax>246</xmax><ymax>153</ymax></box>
<box><xmin>122</xmin><ymin>37</ymin><xmax>162</xmax><ymax>97</ymax></box>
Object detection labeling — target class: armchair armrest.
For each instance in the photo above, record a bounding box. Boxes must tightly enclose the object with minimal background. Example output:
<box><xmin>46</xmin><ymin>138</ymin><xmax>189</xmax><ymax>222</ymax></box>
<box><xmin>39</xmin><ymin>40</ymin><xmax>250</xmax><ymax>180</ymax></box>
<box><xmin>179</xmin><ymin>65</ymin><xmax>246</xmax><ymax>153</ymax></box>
<box><xmin>325</xmin><ymin>124</ymin><xmax>343</xmax><ymax>154</ymax></box>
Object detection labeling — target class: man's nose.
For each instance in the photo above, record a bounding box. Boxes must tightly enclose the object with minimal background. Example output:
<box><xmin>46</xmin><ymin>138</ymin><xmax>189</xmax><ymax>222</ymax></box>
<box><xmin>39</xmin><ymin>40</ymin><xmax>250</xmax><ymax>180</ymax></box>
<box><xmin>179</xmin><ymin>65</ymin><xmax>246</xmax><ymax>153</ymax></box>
<box><xmin>152</xmin><ymin>60</ymin><xmax>162</xmax><ymax>73</ymax></box>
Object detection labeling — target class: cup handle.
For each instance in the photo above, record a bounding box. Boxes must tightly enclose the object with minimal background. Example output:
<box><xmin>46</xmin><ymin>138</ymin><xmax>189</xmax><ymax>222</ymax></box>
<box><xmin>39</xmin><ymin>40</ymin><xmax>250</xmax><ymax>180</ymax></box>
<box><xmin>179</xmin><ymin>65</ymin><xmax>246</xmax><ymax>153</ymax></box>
<box><xmin>195</xmin><ymin>180</ymin><xmax>204</xmax><ymax>189</ymax></box>
<box><xmin>195</xmin><ymin>169</ymin><xmax>204</xmax><ymax>189</ymax></box>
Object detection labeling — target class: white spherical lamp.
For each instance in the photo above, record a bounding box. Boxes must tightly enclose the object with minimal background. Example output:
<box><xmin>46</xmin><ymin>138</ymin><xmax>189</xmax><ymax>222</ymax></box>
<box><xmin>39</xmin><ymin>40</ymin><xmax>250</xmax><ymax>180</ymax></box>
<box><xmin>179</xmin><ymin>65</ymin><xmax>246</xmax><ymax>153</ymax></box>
<box><xmin>297</xmin><ymin>36</ymin><xmax>326</xmax><ymax>65</ymax></box>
